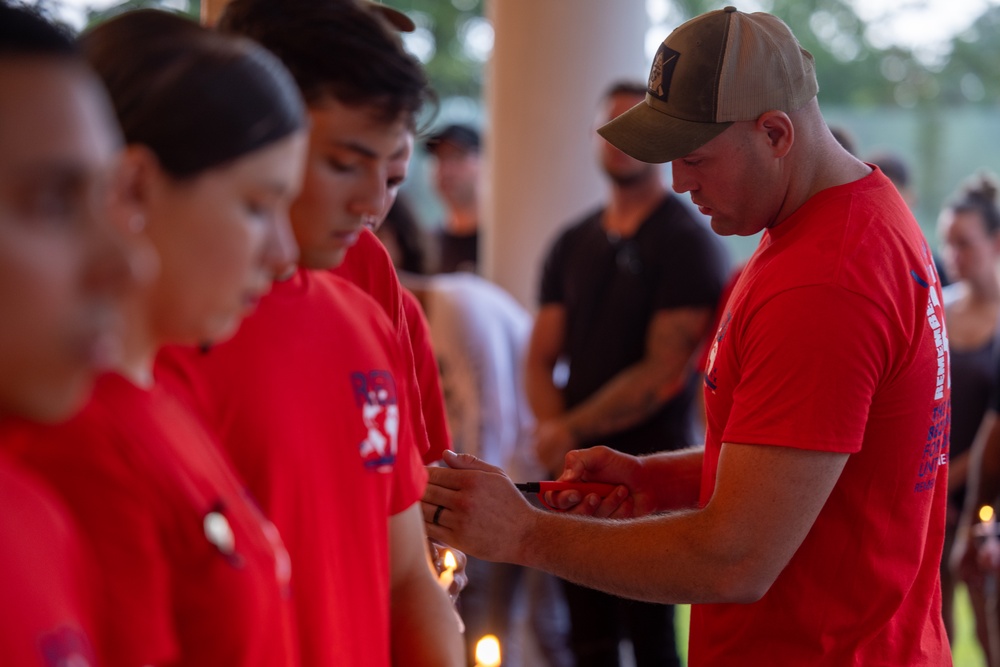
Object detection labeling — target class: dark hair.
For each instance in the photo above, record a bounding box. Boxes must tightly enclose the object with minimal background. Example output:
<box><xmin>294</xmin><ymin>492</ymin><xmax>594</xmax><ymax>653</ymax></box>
<box><xmin>0</xmin><ymin>1</ymin><xmax>77</xmax><ymax>57</ymax></box>
<box><xmin>381</xmin><ymin>197</ymin><xmax>426</xmax><ymax>274</ymax></box>
<box><xmin>218</xmin><ymin>0</ymin><xmax>430</xmax><ymax>126</ymax></box>
<box><xmin>950</xmin><ymin>172</ymin><xmax>1000</xmax><ymax>235</ymax></box>
<box><xmin>603</xmin><ymin>80</ymin><xmax>647</xmax><ymax>100</ymax></box>
<box><xmin>81</xmin><ymin>9</ymin><xmax>305</xmax><ymax>179</ymax></box>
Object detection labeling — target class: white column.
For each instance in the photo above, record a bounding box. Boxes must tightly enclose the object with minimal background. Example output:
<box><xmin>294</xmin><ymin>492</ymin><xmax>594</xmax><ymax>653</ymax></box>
<box><xmin>200</xmin><ymin>0</ymin><xmax>226</xmax><ymax>25</ymax></box>
<box><xmin>482</xmin><ymin>0</ymin><xmax>650</xmax><ymax>308</ymax></box>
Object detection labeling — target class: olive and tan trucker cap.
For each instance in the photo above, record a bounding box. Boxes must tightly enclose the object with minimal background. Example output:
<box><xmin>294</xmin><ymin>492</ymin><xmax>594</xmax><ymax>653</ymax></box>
<box><xmin>598</xmin><ymin>6</ymin><xmax>818</xmax><ymax>164</ymax></box>
<box><xmin>368</xmin><ymin>1</ymin><xmax>416</xmax><ymax>32</ymax></box>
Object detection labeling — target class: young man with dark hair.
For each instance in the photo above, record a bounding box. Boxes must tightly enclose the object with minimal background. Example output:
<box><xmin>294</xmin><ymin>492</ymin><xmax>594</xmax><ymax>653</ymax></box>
<box><xmin>0</xmin><ymin>2</ymin><xmax>133</xmax><ymax>664</ymax></box>
<box><xmin>157</xmin><ymin>2</ymin><xmax>463</xmax><ymax>665</ymax></box>
<box><xmin>425</xmin><ymin>8</ymin><xmax>951</xmax><ymax>665</ymax></box>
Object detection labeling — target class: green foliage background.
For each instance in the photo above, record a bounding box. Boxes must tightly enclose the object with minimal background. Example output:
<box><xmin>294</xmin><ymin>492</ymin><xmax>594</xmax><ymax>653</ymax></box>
<box><xmin>66</xmin><ymin>0</ymin><xmax>1000</xmax><ymax>249</ymax></box>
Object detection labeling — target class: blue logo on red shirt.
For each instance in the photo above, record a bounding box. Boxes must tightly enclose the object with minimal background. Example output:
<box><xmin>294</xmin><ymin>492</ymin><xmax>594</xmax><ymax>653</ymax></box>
<box><xmin>39</xmin><ymin>626</ymin><xmax>96</xmax><ymax>667</ymax></box>
<box><xmin>705</xmin><ymin>311</ymin><xmax>732</xmax><ymax>391</ymax></box>
<box><xmin>351</xmin><ymin>370</ymin><xmax>400</xmax><ymax>472</ymax></box>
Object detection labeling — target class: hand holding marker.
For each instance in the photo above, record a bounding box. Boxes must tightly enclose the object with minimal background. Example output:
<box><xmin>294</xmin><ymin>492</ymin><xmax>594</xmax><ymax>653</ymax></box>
<box><xmin>515</xmin><ymin>481</ymin><xmax>618</xmax><ymax>511</ymax></box>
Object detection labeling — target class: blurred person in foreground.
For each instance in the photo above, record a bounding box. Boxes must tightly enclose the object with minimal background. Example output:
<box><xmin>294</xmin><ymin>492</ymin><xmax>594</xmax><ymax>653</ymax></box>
<box><xmin>6</xmin><ymin>10</ymin><xmax>310</xmax><ymax>665</ymax></box>
<box><xmin>0</xmin><ymin>4</ymin><xmax>134</xmax><ymax>663</ymax></box>
<box><xmin>423</xmin><ymin>8</ymin><xmax>951</xmax><ymax>665</ymax></box>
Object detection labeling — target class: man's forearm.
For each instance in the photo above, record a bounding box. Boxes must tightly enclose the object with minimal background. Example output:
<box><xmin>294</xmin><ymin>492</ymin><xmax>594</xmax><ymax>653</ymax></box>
<box><xmin>640</xmin><ymin>447</ymin><xmax>704</xmax><ymax>511</ymax></box>
<box><xmin>389</xmin><ymin>505</ymin><xmax>464</xmax><ymax>666</ymax></box>
<box><xmin>563</xmin><ymin>359</ymin><xmax>688</xmax><ymax>443</ymax></box>
<box><xmin>519</xmin><ymin>503</ymin><xmax>761</xmax><ymax>605</ymax></box>
<box><xmin>562</xmin><ymin>307</ymin><xmax>711</xmax><ymax>442</ymax></box>
<box><xmin>525</xmin><ymin>362</ymin><xmax>565</xmax><ymax>421</ymax></box>
<box><xmin>518</xmin><ymin>445</ymin><xmax>843</xmax><ymax>606</ymax></box>
<box><xmin>390</xmin><ymin>567</ymin><xmax>464</xmax><ymax>667</ymax></box>
<box><xmin>534</xmin><ymin>451</ymin><xmax>710</xmax><ymax>594</ymax></box>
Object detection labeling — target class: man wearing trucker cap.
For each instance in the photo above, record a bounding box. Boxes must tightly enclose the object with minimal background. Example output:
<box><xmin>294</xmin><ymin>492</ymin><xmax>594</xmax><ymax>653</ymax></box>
<box><xmin>423</xmin><ymin>7</ymin><xmax>952</xmax><ymax>665</ymax></box>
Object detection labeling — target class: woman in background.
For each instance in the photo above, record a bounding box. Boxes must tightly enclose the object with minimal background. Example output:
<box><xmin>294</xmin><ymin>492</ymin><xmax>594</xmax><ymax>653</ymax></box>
<box><xmin>3</xmin><ymin>10</ymin><xmax>307</xmax><ymax>666</ymax></box>
<box><xmin>939</xmin><ymin>172</ymin><xmax>1000</xmax><ymax>664</ymax></box>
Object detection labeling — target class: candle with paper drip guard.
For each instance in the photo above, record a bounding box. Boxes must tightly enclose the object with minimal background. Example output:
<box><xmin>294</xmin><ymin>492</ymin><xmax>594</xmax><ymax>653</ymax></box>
<box><xmin>474</xmin><ymin>634</ymin><xmax>501</xmax><ymax>667</ymax></box>
<box><xmin>438</xmin><ymin>549</ymin><xmax>457</xmax><ymax>591</ymax></box>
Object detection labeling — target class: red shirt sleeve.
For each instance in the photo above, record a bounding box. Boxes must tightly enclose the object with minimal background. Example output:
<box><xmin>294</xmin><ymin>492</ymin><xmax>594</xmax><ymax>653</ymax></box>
<box><xmin>401</xmin><ymin>288</ymin><xmax>451</xmax><ymax>462</ymax></box>
<box><xmin>10</xmin><ymin>413</ymin><xmax>178</xmax><ymax>666</ymax></box>
<box><xmin>723</xmin><ymin>284</ymin><xmax>891</xmax><ymax>453</ymax></box>
<box><xmin>0</xmin><ymin>455</ymin><xmax>102</xmax><ymax>667</ymax></box>
<box><xmin>699</xmin><ymin>264</ymin><xmax>744</xmax><ymax>373</ymax></box>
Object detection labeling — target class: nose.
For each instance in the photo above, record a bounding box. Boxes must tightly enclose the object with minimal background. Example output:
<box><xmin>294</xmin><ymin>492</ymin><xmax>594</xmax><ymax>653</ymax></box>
<box><xmin>348</xmin><ymin>168</ymin><xmax>388</xmax><ymax>220</ymax></box>
<box><xmin>263</xmin><ymin>210</ymin><xmax>300</xmax><ymax>279</ymax></box>
<box><xmin>670</xmin><ymin>160</ymin><xmax>693</xmax><ymax>194</ymax></box>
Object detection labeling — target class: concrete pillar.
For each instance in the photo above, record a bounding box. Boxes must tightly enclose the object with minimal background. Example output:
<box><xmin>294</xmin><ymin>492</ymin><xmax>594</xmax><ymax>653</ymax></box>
<box><xmin>483</xmin><ymin>0</ymin><xmax>650</xmax><ymax>308</ymax></box>
<box><xmin>200</xmin><ymin>0</ymin><xmax>226</xmax><ymax>25</ymax></box>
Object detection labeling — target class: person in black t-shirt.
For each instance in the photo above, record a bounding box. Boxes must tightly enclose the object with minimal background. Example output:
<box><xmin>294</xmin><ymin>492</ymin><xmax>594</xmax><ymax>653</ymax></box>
<box><xmin>425</xmin><ymin>123</ymin><xmax>481</xmax><ymax>274</ymax></box>
<box><xmin>525</xmin><ymin>80</ymin><xmax>729</xmax><ymax>667</ymax></box>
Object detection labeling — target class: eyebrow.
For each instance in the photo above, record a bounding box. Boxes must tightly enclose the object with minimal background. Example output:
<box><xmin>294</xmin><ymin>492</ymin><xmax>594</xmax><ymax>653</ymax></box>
<box><xmin>327</xmin><ymin>140</ymin><xmax>378</xmax><ymax>159</ymax></box>
<box><xmin>327</xmin><ymin>140</ymin><xmax>410</xmax><ymax>161</ymax></box>
<box><xmin>1</xmin><ymin>161</ymin><xmax>89</xmax><ymax>187</ymax></box>
<box><xmin>255</xmin><ymin>179</ymin><xmax>295</xmax><ymax>196</ymax></box>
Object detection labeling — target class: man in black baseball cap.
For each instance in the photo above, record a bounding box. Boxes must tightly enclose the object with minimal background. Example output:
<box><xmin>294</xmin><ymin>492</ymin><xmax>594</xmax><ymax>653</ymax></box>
<box><xmin>425</xmin><ymin>123</ymin><xmax>481</xmax><ymax>273</ymax></box>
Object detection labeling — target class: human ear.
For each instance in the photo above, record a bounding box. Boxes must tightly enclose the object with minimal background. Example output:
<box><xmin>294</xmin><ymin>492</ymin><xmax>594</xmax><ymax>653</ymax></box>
<box><xmin>105</xmin><ymin>145</ymin><xmax>161</xmax><ymax>286</ymax></box>
<box><xmin>757</xmin><ymin>111</ymin><xmax>794</xmax><ymax>159</ymax></box>
<box><xmin>107</xmin><ymin>144</ymin><xmax>162</xmax><ymax>236</ymax></box>
<box><xmin>990</xmin><ymin>227</ymin><xmax>1000</xmax><ymax>256</ymax></box>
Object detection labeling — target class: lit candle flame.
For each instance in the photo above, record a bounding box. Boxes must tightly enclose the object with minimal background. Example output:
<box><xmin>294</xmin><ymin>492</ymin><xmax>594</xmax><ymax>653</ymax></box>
<box><xmin>981</xmin><ymin>505</ymin><xmax>995</xmax><ymax>523</ymax></box>
<box><xmin>474</xmin><ymin>634</ymin><xmax>501</xmax><ymax>667</ymax></box>
<box><xmin>437</xmin><ymin>549</ymin><xmax>457</xmax><ymax>593</ymax></box>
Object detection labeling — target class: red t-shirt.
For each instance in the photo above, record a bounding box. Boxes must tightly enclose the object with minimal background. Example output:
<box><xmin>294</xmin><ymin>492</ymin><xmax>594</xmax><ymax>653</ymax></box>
<box><xmin>696</xmin><ymin>169</ymin><xmax>951</xmax><ymax>665</ymax></box>
<box><xmin>3</xmin><ymin>374</ymin><xmax>297</xmax><ymax>667</ymax></box>
<box><xmin>157</xmin><ymin>270</ymin><xmax>427</xmax><ymax>667</ymax></box>
<box><xmin>698</xmin><ymin>264</ymin><xmax>743</xmax><ymax>373</ymax></box>
<box><xmin>334</xmin><ymin>228</ymin><xmax>451</xmax><ymax>462</ymax></box>
<box><xmin>0</xmin><ymin>452</ymin><xmax>99</xmax><ymax>667</ymax></box>
<box><xmin>400</xmin><ymin>286</ymin><xmax>450</xmax><ymax>461</ymax></box>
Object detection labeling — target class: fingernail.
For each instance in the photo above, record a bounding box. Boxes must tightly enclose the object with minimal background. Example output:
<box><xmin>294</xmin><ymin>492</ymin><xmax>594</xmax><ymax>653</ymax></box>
<box><xmin>566</xmin><ymin>492</ymin><xmax>580</xmax><ymax>505</ymax></box>
<box><xmin>588</xmin><ymin>495</ymin><xmax>599</xmax><ymax>507</ymax></box>
<box><xmin>616</xmin><ymin>486</ymin><xmax>627</xmax><ymax>499</ymax></box>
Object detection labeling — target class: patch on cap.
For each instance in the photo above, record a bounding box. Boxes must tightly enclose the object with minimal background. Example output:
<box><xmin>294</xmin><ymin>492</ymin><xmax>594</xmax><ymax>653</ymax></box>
<box><xmin>647</xmin><ymin>43</ymin><xmax>681</xmax><ymax>103</ymax></box>
<box><xmin>597</xmin><ymin>8</ymin><xmax>817</xmax><ymax>164</ymax></box>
